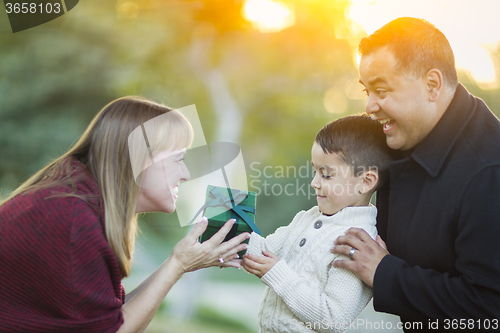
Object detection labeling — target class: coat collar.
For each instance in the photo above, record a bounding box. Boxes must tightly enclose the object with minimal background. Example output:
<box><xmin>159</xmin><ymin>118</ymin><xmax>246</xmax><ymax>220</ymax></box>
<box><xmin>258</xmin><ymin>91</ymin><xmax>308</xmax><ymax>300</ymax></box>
<box><xmin>410</xmin><ymin>84</ymin><xmax>476</xmax><ymax>177</ymax></box>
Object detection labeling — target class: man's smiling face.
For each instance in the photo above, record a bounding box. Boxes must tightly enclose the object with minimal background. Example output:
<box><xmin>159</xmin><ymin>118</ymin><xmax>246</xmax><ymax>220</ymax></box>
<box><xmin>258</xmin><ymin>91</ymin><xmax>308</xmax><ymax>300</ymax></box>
<box><xmin>359</xmin><ymin>46</ymin><xmax>438</xmax><ymax>151</ymax></box>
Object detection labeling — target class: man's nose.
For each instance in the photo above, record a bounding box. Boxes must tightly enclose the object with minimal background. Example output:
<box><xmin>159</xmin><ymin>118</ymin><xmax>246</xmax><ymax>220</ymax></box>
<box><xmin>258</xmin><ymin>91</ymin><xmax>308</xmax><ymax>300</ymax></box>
<box><xmin>365</xmin><ymin>94</ymin><xmax>380</xmax><ymax>115</ymax></box>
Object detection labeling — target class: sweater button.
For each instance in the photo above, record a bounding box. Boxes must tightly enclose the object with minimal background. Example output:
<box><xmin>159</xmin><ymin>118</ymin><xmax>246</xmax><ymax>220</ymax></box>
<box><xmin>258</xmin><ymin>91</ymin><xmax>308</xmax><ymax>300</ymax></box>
<box><xmin>299</xmin><ymin>238</ymin><xmax>306</xmax><ymax>247</ymax></box>
<box><xmin>314</xmin><ymin>221</ymin><xmax>322</xmax><ymax>229</ymax></box>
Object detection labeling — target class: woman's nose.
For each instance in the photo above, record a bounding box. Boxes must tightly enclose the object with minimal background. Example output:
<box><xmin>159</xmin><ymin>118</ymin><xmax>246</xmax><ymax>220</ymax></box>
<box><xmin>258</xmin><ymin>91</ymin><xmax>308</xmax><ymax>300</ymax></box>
<box><xmin>180</xmin><ymin>162</ymin><xmax>190</xmax><ymax>182</ymax></box>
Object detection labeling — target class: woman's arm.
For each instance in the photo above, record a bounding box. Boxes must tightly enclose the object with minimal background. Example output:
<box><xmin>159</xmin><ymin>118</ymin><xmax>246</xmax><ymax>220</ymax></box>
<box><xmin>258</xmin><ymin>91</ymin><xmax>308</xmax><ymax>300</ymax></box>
<box><xmin>117</xmin><ymin>218</ymin><xmax>249</xmax><ymax>333</ymax></box>
<box><xmin>124</xmin><ymin>267</ymin><xmax>160</xmax><ymax>303</ymax></box>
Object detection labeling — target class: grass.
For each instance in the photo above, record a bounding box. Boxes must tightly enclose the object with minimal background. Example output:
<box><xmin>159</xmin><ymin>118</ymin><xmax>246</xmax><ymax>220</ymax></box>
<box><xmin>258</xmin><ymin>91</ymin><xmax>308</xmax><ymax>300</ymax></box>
<box><xmin>145</xmin><ymin>305</ymin><xmax>256</xmax><ymax>333</ymax></box>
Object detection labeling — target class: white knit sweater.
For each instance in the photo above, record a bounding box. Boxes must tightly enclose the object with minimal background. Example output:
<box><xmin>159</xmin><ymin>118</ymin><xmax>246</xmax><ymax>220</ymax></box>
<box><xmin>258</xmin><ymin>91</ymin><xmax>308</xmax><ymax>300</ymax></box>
<box><xmin>248</xmin><ymin>205</ymin><xmax>378</xmax><ymax>333</ymax></box>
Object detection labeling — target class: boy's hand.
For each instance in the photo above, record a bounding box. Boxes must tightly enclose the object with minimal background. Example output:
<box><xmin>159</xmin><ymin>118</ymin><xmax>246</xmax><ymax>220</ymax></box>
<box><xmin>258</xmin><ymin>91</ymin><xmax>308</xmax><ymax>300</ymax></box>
<box><xmin>242</xmin><ymin>251</ymin><xmax>279</xmax><ymax>278</ymax></box>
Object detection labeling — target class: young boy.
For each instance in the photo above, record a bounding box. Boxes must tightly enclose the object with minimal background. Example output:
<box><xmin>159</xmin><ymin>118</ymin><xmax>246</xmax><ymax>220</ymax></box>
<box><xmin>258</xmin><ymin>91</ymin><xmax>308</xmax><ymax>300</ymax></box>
<box><xmin>242</xmin><ymin>115</ymin><xmax>396</xmax><ymax>332</ymax></box>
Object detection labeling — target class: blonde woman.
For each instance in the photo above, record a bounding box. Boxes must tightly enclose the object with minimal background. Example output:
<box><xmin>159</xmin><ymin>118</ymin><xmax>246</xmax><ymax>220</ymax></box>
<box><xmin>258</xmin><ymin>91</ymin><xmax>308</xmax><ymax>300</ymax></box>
<box><xmin>0</xmin><ymin>97</ymin><xmax>248</xmax><ymax>333</ymax></box>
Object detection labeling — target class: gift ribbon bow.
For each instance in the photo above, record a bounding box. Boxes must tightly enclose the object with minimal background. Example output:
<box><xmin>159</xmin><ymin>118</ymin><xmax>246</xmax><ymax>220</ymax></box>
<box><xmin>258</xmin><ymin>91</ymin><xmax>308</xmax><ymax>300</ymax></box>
<box><xmin>189</xmin><ymin>187</ymin><xmax>262</xmax><ymax>235</ymax></box>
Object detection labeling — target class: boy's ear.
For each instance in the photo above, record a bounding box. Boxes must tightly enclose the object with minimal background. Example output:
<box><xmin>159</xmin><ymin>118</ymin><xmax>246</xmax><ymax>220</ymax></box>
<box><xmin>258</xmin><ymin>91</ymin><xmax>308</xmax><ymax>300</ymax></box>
<box><xmin>358</xmin><ymin>170</ymin><xmax>378</xmax><ymax>195</ymax></box>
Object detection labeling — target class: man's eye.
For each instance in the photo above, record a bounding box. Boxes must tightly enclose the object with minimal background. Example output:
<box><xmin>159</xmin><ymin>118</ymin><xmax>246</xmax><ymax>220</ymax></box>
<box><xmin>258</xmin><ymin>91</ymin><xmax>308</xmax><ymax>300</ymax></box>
<box><xmin>362</xmin><ymin>88</ymin><xmax>369</xmax><ymax>96</ymax></box>
<box><xmin>376</xmin><ymin>89</ymin><xmax>387</xmax><ymax>96</ymax></box>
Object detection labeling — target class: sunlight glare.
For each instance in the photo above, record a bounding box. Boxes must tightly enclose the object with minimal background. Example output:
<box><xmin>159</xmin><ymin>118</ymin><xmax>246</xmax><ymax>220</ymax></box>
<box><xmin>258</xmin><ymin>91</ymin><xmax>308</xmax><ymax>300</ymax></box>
<box><xmin>324</xmin><ymin>87</ymin><xmax>348</xmax><ymax>114</ymax></box>
<box><xmin>243</xmin><ymin>0</ymin><xmax>295</xmax><ymax>33</ymax></box>
<box><xmin>347</xmin><ymin>0</ymin><xmax>500</xmax><ymax>87</ymax></box>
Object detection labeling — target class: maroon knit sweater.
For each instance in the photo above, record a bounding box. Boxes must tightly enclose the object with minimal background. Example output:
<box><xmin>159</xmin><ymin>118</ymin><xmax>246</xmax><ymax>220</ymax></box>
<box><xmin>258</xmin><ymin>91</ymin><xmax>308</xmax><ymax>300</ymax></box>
<box><xmin>0</xmin><ymin>160</ymin><xmax>125</xmax><ymax>332</ymax></box>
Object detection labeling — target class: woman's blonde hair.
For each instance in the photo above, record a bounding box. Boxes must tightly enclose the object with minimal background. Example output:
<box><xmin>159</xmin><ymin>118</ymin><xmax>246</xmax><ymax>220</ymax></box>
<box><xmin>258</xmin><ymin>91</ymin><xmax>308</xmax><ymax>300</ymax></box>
<box><xmin>0</xmin><ymin>96</ymin><xmax>193</xmax><ymax>277</ymax></box>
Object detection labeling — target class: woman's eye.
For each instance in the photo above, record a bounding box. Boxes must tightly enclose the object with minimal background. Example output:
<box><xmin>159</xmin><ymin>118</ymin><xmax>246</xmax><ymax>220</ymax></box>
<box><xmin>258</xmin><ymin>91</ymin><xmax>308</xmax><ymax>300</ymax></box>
<box><xmin>322</xmin><ymin>175</ymin><xmax>332</xmax><ymax>179</ymax></box>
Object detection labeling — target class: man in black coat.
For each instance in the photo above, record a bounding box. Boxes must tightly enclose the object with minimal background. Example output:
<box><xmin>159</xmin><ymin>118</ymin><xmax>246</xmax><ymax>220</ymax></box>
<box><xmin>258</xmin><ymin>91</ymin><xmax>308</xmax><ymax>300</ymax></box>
<box><xmin>332</xmin><ymin>17</ymin><xmax>500</xmax><ymax>332</ymax></box>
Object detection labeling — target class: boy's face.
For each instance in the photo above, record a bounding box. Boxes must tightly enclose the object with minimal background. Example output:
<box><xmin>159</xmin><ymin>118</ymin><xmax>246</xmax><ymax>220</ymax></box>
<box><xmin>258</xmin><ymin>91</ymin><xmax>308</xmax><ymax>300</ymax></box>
<box><xmin>311</xmin><ymin>143</ymin><xmax>366</xmax><ymax>216</ymax></box>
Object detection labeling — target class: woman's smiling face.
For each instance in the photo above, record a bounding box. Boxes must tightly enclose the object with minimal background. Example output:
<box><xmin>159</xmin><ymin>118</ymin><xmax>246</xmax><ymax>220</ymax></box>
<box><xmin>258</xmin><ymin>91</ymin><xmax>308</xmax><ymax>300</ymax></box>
<box><xmin>135</xmin><ymin>148</ymin><xmax>190</xmax><ymax>214</ymax></box>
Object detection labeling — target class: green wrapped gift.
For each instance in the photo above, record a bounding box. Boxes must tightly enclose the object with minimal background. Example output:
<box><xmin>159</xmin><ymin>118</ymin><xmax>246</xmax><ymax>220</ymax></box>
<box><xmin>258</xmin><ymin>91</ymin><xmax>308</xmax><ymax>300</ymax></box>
<box><xmin>199</xmin><ymin>185</ymin><xmax>261</xmax><ymax>258</ymax></box>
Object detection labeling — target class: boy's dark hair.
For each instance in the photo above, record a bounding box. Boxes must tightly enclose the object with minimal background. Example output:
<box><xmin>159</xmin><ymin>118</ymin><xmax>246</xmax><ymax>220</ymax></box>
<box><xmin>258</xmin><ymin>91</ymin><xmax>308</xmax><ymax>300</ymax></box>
<box><xmin>358</xmin><ymin>17</ymin><xmax>458</xmax><ymax>90</ymax></box>
<box><xmin>315</xmin><ymin>115</ymin><xmax>397</xmax><ymax>190</ymax></box>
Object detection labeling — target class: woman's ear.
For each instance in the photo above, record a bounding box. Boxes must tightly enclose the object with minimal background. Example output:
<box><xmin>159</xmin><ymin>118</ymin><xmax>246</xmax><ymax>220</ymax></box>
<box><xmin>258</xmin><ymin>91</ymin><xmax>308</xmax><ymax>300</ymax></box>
<box><xmin>358</xmin><ymin>170</ymin><xmax>378</xmax><ymax>195</ymax></box>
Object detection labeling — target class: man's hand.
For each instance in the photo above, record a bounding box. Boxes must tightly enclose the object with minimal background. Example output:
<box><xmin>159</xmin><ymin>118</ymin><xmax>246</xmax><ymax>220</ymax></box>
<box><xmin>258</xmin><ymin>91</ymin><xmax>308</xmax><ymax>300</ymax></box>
<box><xmin>242</xmin><ymin>251</ymin><xmax>280</xmax><ymax>278</ymax></box>
<box><xmin>331</xmin><ymin>228</ymin><xmax>389</xmax><ymax>287</ymax></box>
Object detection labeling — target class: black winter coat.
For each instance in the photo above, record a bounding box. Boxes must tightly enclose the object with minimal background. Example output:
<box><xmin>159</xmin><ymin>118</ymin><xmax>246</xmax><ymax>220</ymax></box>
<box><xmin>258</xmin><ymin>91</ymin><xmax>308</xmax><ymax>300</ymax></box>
<box><xmin>374</xmin><ymin>84</ymin><xmax>500</xmax><ymax>332</ymax></box>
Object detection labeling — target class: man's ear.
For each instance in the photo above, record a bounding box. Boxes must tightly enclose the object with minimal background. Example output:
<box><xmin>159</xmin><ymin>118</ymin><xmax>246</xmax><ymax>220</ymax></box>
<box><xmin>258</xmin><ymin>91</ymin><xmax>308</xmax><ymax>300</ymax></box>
<box><xmin>426</xmin><ymin>69</ymin><xmax>444</xmax><ymax>102</ymax></box>
<box><xmin>358</xmin><ymin>170</ymin><xmax>378</xmax><ymax>194</ymax></box>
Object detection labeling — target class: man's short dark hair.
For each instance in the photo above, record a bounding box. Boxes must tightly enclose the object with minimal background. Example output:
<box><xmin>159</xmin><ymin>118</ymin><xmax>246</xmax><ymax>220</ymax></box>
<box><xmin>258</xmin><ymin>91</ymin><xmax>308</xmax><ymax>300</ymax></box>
<box><xmin>315</xmin><ymin>115</ymin><xmax>397</xmax><ymax>190</ymax></box>
<box><xmin>359</xmin><ymin>17</ymin><xmax>458</xmax><ymax>89</ymax></box>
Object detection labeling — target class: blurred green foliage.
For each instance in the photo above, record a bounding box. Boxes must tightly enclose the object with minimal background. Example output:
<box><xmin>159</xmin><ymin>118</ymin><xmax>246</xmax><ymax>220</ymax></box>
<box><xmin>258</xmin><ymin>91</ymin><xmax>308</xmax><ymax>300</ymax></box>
<box><xmin>0</xmin><ymin>0</ymin><xmax>353</xmax><ymax>234</ymax></box>
<box><xmin>1</xmin><ymin>0</ymin><xmax>500</xmax><ymax>269</ymax></box>
<box><xmin>1</xmin><ymin>0</ymin><xmax>500</xmax><ymax>241</ymax></box>
<box><xmin>1</xmin><ymin>1</ymin><xmax>500</xmax><ymax>331</ymax></box>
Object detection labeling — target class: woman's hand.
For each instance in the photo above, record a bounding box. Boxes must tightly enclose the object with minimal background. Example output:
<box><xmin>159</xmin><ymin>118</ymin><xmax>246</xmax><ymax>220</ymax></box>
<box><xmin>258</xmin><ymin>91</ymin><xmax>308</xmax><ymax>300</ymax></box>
<box><xmin>170</xmin><ymin>217</ymin><xmax>250</xmax><ymax>274</ymax></box>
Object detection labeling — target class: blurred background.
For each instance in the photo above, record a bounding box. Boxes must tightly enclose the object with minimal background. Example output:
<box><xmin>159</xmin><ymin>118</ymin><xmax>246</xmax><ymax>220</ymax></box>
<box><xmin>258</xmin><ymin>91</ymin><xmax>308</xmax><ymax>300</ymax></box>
<box><xmin>1</xmin><ymin>0</ymin><xmax>500</xmax><ymax>332</ymax></box>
